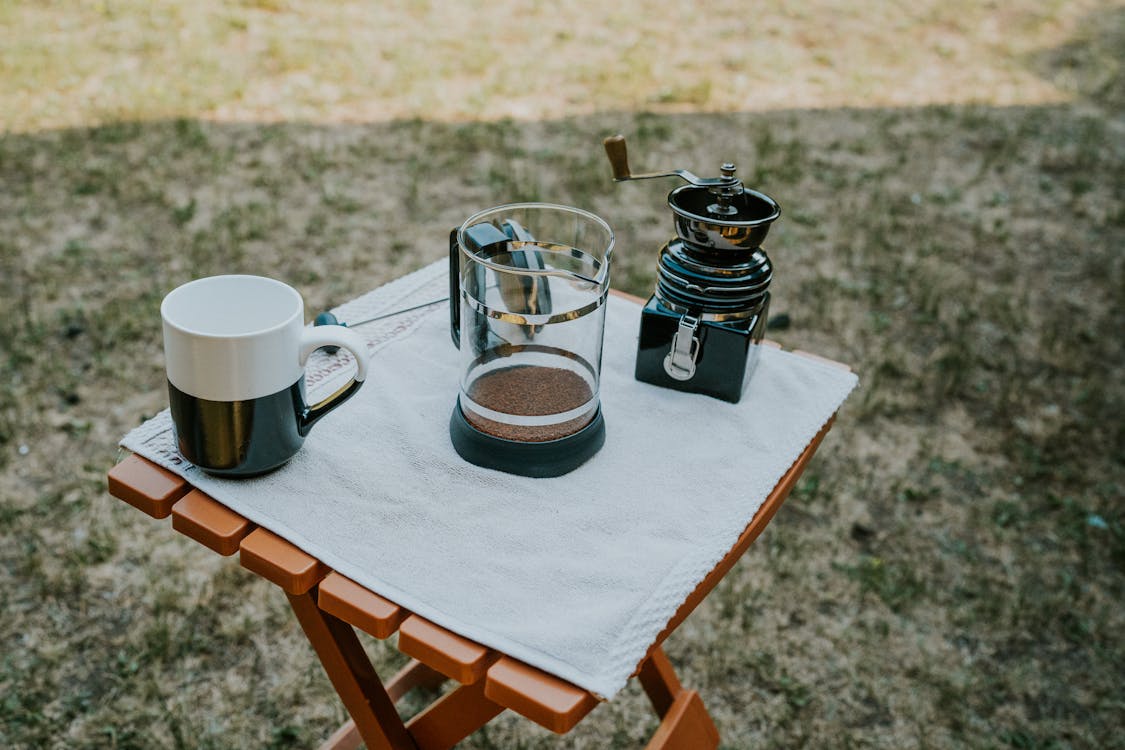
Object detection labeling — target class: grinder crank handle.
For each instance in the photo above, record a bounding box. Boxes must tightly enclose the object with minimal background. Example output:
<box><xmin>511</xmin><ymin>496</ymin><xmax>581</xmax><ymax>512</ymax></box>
<box><xmin>603</xmin><ymin>134</ymin><xmax>737</xmax><ymax>188</ymax></box>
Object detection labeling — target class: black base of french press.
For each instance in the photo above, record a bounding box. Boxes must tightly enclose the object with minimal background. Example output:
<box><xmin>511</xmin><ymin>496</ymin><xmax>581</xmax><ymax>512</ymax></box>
<box><xmin>448</xmin><ymin>400</ymin><xmax>606</xmax><ymax>478</ymax></box>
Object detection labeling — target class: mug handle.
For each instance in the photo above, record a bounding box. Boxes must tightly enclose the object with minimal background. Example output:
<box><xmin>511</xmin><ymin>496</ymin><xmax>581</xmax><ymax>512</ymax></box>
<box><xmin>296</xmin><ymin>325</ymin><xmax>369</xmax><ymax>436</ymax></box>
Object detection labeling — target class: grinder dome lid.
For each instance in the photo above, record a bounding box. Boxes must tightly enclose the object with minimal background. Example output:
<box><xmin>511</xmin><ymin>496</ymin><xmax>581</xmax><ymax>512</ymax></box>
<box><xmin>601</xmin><ymin>134</ymin><xmax>781</xmax><ymax>250</ymax></box>
<box><xmin>668</xmin><ymin>185</ymin><xmax>781</xmax><ymax>252</ymax></box>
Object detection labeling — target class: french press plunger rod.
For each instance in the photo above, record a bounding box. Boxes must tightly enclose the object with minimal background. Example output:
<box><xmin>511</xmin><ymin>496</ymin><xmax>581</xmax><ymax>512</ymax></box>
<box><xmin>604</xmin><ymin>134</ymin><xmax>781</xmax><ymax>403</ymax></box>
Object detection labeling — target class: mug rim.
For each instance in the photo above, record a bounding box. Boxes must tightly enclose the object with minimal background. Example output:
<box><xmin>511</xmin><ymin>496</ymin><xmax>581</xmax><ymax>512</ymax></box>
<box><xmin>161</xmin><ymin>274</ymin><xmax>303</xmax><ymax>340</ymax></box>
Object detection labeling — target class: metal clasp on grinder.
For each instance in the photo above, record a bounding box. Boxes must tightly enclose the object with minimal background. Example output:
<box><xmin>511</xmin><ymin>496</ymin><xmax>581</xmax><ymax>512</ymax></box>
<box><xmin>663</xmin><ymin>314</ymin><xmax>701</xmax><ymax>380</ymax></box>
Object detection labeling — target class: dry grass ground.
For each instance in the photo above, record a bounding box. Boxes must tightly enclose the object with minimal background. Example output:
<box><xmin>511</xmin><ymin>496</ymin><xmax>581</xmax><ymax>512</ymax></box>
<box><xmin>1</xmin><ymin>2</ymin><xmax>1123</xmax><ymax>749</ymax></box>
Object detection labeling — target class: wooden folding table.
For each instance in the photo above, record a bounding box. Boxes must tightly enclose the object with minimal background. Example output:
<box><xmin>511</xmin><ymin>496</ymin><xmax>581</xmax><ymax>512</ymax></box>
<box><xmin>107</xmin><ymin>341</ymin><xmax>846</xmax><ymax>749</ymax></box>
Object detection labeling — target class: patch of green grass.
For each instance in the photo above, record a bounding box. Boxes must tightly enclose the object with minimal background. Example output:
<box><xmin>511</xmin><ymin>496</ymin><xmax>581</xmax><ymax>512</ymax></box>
<box><xmin>792</xmin><ymin>472</ymin><xmax>823</xmax><ymax>502</ymax></box>
<box><xmin>837</xmin><ymin>555</ymin><xmax>927</xmax><ymax>612</ymax></box>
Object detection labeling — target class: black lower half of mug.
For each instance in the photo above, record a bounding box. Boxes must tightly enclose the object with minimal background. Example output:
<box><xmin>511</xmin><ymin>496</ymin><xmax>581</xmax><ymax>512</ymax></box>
<box><xmin>168</xmin><ymin>379</ymin><xmax>306</xmax><ymax>477</ymax></box>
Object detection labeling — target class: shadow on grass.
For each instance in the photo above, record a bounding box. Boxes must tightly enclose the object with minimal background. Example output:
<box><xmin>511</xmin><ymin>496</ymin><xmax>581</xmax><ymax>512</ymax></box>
<box><xmin>0</xmin><ymin>95</ymin><xmax>1121</xmax><ymax>749</ymax></box>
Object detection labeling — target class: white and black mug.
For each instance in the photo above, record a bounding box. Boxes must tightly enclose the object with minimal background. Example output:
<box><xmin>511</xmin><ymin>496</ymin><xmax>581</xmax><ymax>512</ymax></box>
<box><xmin>161</xmin><ymin>275</ymin><xmax>368</xmax><ymax>477</ymax></box>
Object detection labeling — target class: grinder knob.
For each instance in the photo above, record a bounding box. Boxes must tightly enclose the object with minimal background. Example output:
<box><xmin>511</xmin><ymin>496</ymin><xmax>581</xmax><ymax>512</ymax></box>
<box><xmin>603</xmin><ymin>135</ymin><xmax>632</xmax><ymax>180</ymax></box>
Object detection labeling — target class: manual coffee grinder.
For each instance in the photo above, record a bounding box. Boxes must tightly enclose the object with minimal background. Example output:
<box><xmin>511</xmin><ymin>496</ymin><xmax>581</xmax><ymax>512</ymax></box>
<box><xmin>604</xmin><ymin>135</ymin><xmax>781</xmax><ymax>403</ymax></box>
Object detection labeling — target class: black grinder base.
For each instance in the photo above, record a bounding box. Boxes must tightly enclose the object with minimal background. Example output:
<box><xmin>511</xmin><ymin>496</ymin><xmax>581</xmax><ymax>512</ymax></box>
<box><xmin>635</xmin><ymin>294</ymin><xmax>770</xmax><ymax>403</ymax></box>
<box><xmin>449</xmin><ymin>399</ymin><xmax>606</xmax><ymax>478</ymax></box>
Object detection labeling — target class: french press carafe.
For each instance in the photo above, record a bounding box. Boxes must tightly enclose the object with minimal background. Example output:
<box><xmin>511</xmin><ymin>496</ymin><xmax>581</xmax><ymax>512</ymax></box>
<box><xmin>604</xmin><ymin>135</ymin><xmax>780</xmax><ymax>403</ymax></box>
<box><xmin>448</xmin><ymin>203</ymin><xmax>614</xmax><ymax>477</ymax></box>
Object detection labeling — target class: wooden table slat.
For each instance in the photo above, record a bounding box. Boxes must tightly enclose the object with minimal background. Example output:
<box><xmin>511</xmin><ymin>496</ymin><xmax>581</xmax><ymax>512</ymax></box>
<box><xmin>239</xmin><ymin>528</ymin><xmax>328</xmax><ymax>595</ymax></box>
<box><xmin>484</xmin><ymin>656</ymin><xmax>599</xmax><ymax>734</ymax></box>
<box><xmin>171</xmin><ymin>489</ymin><xmax>253</xmax><ymax>556</ymax></box>
<box><xmin>318</xmin><ymin>572</ymin><xmax>408</xmax><ymax>640</ymax></box>
<box><xmin>107</xmin><ymin>454</ymin><xmax>189</xmax><ymax>519</ymax></box>
<box><xmin>398</xmin><ymin>615</ymin><xmax>493</xmax><ymax>685</ymax></box>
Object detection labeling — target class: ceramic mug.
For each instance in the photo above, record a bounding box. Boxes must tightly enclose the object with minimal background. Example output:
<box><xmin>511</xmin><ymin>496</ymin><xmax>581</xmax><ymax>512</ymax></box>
<box><xmin>161</xmin><ymin>275</ymin><xmax>368</xmax><ymax>477</ymax></box>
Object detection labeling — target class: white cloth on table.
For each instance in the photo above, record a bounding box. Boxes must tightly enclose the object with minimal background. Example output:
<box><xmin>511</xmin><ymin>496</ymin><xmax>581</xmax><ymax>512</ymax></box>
<box><xmin>122</xmin><ymin>261</ymin><xmax>858</xmax><ymax>698</ymax></box>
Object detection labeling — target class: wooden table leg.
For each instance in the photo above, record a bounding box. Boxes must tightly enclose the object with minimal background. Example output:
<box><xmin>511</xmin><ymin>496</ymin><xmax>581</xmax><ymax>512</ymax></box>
<box><xmin>287</xmin><ymin>591</ymin><xmax>417</xmax><ymax>750</ymax></box>
<box><xmin>406</xmin><ymin>681</ymin><xmax>504</xmax><ymax>750</ymax></box>
<box><xmin>638</xmin><ymin>646</ymin><xmax>719</xmax><ymax>750</ymax></box>
<box><xmin>318</xmin><ymin>660</ymin><xmax>448</xmax><ymax>750</ymax></box>
<box><xmin>638</xmin><ymin>646</ymin><xmax>683</xmax><ymax>717</ymax></box>
<box><xmin>318</xmin><ymin>720</ymin><xmax>363</xmax><ymax>750</ymax></box>
<box><xmin>644</xmin><ymin>690</ymin><xmax>719</xmax><ymax>750</ymax></box>
<box><xmin>386</xmin><ymin>659</ymin><xmax>448</xmax><ymax>702</ymax></box>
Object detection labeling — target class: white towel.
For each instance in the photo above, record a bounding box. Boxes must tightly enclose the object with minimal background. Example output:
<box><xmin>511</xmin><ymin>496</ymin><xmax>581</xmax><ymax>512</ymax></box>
<box><xmin>122</xmin><ymin>261</ymin><xmax>858</xmax><ymax>698</ymax></box>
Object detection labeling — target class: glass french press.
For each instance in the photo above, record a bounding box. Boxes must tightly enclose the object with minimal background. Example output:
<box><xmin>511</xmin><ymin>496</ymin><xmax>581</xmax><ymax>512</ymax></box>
<box><xmin>604</xmin><ymin>135</ymin><xmax>781</xmax><ymax>403</ymax></box>
<box><xmin>448</xmin><ymin>203</ymin><xmax>614</xmax><ymax>477</ymax></box>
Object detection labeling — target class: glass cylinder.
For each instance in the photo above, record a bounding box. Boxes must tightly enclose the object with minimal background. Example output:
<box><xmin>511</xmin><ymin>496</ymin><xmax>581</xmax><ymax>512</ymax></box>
<box><xmin>452</xmin><ymin>203</ymin><xmax>614</xmax><ymax>442</ymax></box>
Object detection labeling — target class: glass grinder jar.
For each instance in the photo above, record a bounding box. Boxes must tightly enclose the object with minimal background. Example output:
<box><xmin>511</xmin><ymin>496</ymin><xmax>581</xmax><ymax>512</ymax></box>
<box><xmin>604</xmin><ymin>135</ymin><xmax>780</xmax><ymax>403</ymax></box>
<box><xmin>448</xmin><ymin>203</ymin><xmax>614</xmax><ymax>477</ymax></box>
